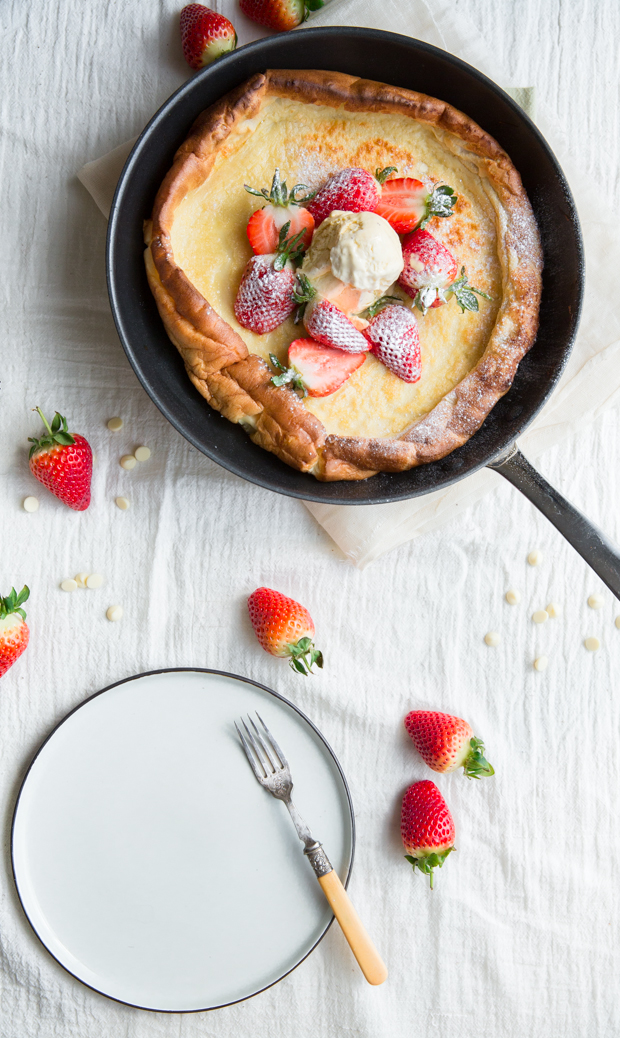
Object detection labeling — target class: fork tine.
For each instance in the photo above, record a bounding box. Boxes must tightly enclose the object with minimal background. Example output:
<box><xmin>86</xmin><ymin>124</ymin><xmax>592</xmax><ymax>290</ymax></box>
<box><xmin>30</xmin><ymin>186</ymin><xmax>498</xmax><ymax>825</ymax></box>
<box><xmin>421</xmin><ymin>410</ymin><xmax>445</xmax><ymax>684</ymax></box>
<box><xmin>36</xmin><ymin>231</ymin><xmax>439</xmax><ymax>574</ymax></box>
<box><xmin>248</xmin><ymin>715</ymin><xmax>279</xmax><ymax>772</ymax></box>
<box><xmin>241</xmin><ymin>717</ymin><xmax>271</xmax><ymax>776</ymax></box>
<box><xmin>235</xmin><ymin>721</ymin><xmax>265</xmax><ymax>781</ymax></box>
<box><xmin>255</xmin><ymin>712</ymin><xmax>289</xmax><ymax>769</ymax></box>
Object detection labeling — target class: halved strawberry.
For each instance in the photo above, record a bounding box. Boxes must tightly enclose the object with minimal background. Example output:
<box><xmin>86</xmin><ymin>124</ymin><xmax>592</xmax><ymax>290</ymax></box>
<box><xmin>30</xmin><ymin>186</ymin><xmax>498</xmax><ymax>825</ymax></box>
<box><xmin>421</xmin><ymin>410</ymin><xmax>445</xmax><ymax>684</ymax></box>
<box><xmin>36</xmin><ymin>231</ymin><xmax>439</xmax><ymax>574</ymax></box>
<box><xmin>270</xmin><ymin>339</ymin><xmax>365</xmax><ymax>398</ymax></box>
<box><xmin>180</xmin><ymin>5</ymin><xmax>237</xmax><ymax>69</ymax></box>
<box><xmin>293</xmin><ymin>274</ymin><xmax>369</xmax><ymax>353</ymax></box>
<box><xmin>306</xmin><ymin>166</ymin><xmax>395</xmax><ymax>228</ymax></box>
<box><xmin>363</xmin><ymin>303</ymin><xmax>421</xmax><ymax>383</ymax></box>
<box><xmin>245</xmin><ymin>169</ymin><xmax>315</xmax><ymax>255</ymax></box>
<box><xmin>375</xmin><ymin>179</ymin><xmax>457</xmax><ymax>234</ymax></box>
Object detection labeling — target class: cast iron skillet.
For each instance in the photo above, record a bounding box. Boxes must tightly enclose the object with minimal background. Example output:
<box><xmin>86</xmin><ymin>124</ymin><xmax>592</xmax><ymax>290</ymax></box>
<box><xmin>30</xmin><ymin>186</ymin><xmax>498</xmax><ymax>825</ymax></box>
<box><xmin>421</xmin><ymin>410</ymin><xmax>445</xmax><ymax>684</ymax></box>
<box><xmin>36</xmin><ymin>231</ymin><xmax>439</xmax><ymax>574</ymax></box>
<box><xmin>107</xmin><ymin>27</ymin><xmax>620</xmax><ymax>598</ymax></box>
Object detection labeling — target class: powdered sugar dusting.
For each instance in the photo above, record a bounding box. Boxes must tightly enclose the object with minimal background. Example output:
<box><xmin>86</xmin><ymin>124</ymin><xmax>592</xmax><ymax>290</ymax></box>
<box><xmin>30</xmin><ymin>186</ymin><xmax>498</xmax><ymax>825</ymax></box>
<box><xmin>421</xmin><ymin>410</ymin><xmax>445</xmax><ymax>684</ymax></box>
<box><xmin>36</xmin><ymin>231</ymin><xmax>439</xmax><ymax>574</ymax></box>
<box><xmin>234</xmin><ymin>255</ymin><xmax>296</xmax><ymax>334</ymax></box>
<box><xmin>305</xmin><ymin>299</ymin><xmax>369</xmax><ymax>353</ymax></box>
<box><xmin>365</xmin><ymin>306</ymin><xmax>422</xmax><ymax>383</ymax></box>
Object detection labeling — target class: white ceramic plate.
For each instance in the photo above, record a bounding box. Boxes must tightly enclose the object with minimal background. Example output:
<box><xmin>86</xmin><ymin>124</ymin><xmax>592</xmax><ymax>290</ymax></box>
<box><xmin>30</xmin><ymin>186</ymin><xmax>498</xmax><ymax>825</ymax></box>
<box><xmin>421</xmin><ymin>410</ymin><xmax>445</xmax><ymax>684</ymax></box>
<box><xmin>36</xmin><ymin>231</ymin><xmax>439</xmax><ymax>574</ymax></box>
<box><xmin>11</xmin><ymin>669</ymin><xmax>354</xmax><ymax>1011</ymax></box>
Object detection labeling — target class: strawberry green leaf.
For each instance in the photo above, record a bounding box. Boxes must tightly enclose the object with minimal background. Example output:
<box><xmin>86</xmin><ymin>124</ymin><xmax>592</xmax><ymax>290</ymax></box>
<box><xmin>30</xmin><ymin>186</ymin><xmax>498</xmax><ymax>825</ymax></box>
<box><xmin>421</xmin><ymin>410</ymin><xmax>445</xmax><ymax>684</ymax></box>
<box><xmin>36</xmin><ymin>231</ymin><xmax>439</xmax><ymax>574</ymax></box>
<box><xmin>448</xmin><ymin>266</ymin><xmax>493</xmax><ymax>314</ymax></box>
<box><xmin>404</xmin><ymin>847</ymin><xmax>454</xmax><ymax>889</ymax></box>
<box><xmin>359</xmin><ymin>294</ymin><xmax>407</xmax><ymax>319</ymax></box>
<box><xmin>463</xmin><ymin>737</ymin><xmax>495</xmax><ymax>779</ymax></box>
<box><xmin>54</xmin><ymin>431</ymin><xmax>75</xmax><ymax>445</ymax></box>
<box><xmin>418</xmin><ymin>185</ymin><xmax>457</xmax><ymax>230</ymax></box>
<box><xmin>375</xmin><ymin>165</ymin><xmax>398</xmax><ymax>185</ymax></box>
<box><xmin>51</xmin><ymin>412</ymin><xmax>61</xmax><ymax>434</ymax></box>
<box><xmin>290</xmin><ymin>657</ymin><xmax>308</xmax><ymax>676</ymax></box>
<box><xmin>0</xmin><ymin>585</ymin><xmax>29</xmax><ymax>620</ymax></box>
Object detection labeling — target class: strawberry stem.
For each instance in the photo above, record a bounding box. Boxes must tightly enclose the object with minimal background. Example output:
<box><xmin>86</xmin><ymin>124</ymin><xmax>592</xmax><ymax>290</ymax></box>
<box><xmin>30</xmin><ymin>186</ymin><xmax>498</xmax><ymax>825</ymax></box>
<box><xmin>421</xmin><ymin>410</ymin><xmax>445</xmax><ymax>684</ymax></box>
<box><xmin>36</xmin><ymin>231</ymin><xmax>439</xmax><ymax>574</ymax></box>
<box><xmin>463</xmin><ymin>737</ymin><xmax>495</xmax><ymax>779</ymax></box>
<box><xmin>0</xmin><ymin>585</ymin><xmax>30</xmax><ymax>621</ymax></box>
<box><xmin>28</xmin><ymin>408</ymin><xmax>75</xmax><ymax>458</ymax></box>
<box><xmin>405</xmin><ymin>847</ymin><xmax>454</xmax><ymax>888</ymax></box>
<box><xmin>285</xmin><ymin>636</ymin><xmax>324</xmax><ymax>676</ymax></box>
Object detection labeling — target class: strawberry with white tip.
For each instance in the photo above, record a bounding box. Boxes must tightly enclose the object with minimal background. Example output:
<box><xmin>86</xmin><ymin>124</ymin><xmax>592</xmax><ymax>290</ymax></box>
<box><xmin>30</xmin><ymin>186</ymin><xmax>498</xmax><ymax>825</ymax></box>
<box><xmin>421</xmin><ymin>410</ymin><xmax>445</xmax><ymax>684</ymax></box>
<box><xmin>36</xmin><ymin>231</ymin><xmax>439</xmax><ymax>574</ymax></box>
<box><xmin>234</xmin><ymin>224</ymin><xmax>307</xmax><ymax>334</ymax></box>
<box><xmin>270</xmin><ymin>339</ymin><xmax>366</xmax><ymax>398</ymax></box>
<box><xmin>404</xmin><ymin>710</ymin><xmax>495</xmax><ymax>778</ymax></box>
<box><xmin>294</xmin><ymin>274</ymin><xmax>369</xmax><ymax>353</ymax></box>
<box><xmin>180</xmin><ymin>4</ymin><xmax>237</xmax><ymax>69</ymax></box>
<box><xmin>248</xmin><ymin>587</ymin><xmax>323</xmax><ymax>676</ymax></box>
<box><xmin>399</xmin><ymin>229</ymin><xmax>491</xmax><ymax>316</ymax></box>
<box><xmin>245</xmin><ymin>169</ymin><xmax>315</xmax><ymax>255</ymax></box>
<box><xmin>0</xmin><ymin>586</ymin><xmax>30</xmax><ymax>678</ymax></box>
<box><xmin>401</xmin><ymin>780</ymin><xmax>455</xmax><ymax>889</ymax></box>
<box><xmin>362</xmin><ymin>300</ymin><xmax>421</xmax><ymax>383</ymax></box>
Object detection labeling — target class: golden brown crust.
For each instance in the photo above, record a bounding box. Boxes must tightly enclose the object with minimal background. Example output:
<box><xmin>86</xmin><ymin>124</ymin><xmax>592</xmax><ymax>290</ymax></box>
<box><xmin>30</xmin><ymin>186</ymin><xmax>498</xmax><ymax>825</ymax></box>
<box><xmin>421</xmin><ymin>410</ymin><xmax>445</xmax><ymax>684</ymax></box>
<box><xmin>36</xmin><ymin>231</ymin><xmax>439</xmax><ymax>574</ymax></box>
<box><xmin>145</xmin><ymin>68</ymin><xmax>543</xmax><ymax>481</ymax></box>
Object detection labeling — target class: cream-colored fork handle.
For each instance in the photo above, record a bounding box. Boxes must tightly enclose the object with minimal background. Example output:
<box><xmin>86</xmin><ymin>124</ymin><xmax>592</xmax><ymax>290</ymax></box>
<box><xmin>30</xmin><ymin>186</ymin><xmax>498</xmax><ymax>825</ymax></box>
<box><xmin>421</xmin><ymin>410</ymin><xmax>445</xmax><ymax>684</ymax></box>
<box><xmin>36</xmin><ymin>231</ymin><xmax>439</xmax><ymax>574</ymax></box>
<box><xmin>318</xmin><ymin>870</ymin><xmax>388</xmax><ymax>985</ymax></box>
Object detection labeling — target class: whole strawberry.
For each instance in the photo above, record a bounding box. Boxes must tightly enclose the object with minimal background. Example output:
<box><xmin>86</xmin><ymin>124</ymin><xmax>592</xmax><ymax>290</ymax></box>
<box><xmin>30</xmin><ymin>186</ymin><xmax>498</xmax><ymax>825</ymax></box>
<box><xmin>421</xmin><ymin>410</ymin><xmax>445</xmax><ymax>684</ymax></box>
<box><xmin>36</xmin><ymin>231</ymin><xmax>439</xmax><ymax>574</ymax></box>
<box><xmin>401</xmin><ymin>780</ymin><xmax>455</xmax><ymax>889</ymax></box>
<box><xmin>363</xmin><ymin>302</ymin><xmax>421</xmax><ymax>383</ymax></box>
<box><xmin>0</xmin><ymin>586</ymin><xmax>30</xmax><ymax>678</ymax></box>
<box><xmin>28</xmin><ymin>409</ymin><xmax>92</xmax><ymax>511</ymax></box>
<box><xmin>404</xmin><ymin>710</ymin><xmax>494</xmax><ymax>779</ymax></box>
<box><xmin>248</xmin><ymin>587</ymin><xmax>323</xmax><ymax>675</ymax></box>
<box><xmin>239</xmin><ymin>0</ymin><xmax>324</xmax><ymax>32</ymax></box>
<box><xmin>306</xmin><ymin>166</ymin><xmax>394</xmax><ymax>228</ymax></box>
<box><xmin>180</xmin><ymin>5</ymin><xmax>237</xmax><ymax>70</ymax></box>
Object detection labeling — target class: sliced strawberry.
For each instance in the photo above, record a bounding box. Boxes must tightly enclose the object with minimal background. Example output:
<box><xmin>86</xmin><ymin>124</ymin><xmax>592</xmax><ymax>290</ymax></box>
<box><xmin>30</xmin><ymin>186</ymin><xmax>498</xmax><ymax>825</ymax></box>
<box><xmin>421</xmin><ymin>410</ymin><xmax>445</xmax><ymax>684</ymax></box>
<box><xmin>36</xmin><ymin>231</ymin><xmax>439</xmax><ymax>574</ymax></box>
<box><xmin>245</xmin><ymin>169</ymin><xmax>315</xmax><ymax>255</ymax></box>
<box><xmin>363</xmin><ymin>304</ymin><xmax>421</xmax><ymax>383</ymax></box>
<box><xmin>180</xmin><ymin>5</ymin><xmax>237</xmax><ymax>69</ymax></box>
<box><xmin>375</xmin><ymin>179</ymin><xmax>457</xmax><ymax>234</ymax></box>
<box><xmin>374</xmin><ymin>178</ymin><xmax>427</xmax><ymax>234</ymax></box>
<box><xmin>270</xmin><ymin>339</ymin><xmax>365</xmax><ymax>398</ymax></box>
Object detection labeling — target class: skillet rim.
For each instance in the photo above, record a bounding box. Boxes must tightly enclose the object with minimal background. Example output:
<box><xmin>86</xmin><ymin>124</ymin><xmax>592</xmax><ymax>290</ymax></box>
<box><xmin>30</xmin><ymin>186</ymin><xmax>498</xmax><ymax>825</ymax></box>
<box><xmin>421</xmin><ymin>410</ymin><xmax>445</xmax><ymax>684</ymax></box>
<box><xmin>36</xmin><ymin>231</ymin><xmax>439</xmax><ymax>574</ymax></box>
<box><xmin>106</xmin><ymin>26</ymin><xmax>584</xmax><ymax>506</ymax></box>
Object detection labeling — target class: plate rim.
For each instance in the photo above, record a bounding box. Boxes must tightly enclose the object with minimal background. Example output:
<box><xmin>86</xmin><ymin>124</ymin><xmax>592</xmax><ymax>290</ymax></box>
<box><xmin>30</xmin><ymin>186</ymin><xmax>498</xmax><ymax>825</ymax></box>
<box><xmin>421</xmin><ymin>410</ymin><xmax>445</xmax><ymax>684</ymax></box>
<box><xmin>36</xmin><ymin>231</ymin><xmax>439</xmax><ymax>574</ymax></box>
<box><xmin>11</xmin><ymin>667</ymin><xmax>356</xmax><ymax>1013</ymax></box>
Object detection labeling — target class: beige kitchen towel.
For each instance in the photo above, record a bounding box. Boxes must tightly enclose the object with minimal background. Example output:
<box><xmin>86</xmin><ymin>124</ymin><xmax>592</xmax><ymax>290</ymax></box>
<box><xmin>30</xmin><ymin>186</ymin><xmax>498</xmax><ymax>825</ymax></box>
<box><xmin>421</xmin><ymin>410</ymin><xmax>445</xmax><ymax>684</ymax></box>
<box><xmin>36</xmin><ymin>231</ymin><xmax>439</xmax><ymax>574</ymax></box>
<box><xmin>78</xmin><ymin>0</ymin><xmax>620</xmax><ymax>567</ymax></box>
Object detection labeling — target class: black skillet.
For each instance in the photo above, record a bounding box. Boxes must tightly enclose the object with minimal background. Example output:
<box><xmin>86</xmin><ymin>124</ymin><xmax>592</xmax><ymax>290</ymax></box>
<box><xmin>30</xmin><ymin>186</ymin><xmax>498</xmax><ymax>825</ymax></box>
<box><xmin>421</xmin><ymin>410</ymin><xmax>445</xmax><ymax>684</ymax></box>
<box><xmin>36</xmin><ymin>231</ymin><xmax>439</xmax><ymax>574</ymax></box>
<box><xmin>107</xmin><ymin>26</ymin><xmax>620</xmax><ymax>598</ymax></box>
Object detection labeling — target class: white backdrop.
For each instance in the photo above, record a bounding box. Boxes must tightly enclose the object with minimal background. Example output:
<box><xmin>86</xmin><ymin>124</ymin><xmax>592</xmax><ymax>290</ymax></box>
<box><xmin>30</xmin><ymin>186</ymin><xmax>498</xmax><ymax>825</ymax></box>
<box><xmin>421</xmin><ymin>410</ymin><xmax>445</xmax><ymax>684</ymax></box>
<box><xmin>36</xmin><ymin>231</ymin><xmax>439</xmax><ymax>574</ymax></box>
<box><xmin>2</xmin><ymin>1</ymin><xmax>620</xmax><ymax>1036</ymax></box>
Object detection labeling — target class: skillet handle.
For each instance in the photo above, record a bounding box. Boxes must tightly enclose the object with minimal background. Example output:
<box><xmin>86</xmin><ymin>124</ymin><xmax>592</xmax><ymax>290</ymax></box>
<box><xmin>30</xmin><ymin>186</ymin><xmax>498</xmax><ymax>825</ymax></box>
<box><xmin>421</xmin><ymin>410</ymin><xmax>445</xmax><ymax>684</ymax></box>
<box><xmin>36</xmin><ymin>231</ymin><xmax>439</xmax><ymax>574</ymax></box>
<box><xmin>489</xmin><ymin>446</ymin><xmax>620</xmax><ymax>601</ymax></box>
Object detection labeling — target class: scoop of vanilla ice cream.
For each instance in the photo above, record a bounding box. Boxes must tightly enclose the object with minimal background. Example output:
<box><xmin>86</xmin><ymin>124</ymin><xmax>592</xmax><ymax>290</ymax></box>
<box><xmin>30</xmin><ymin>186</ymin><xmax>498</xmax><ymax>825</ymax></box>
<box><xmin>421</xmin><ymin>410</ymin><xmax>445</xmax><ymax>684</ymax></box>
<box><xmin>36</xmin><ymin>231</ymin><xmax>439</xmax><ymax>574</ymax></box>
<box><xmin>302</xmin><ymin>210</ymin><xmax>404</xmax><ymax>294</ymax></box>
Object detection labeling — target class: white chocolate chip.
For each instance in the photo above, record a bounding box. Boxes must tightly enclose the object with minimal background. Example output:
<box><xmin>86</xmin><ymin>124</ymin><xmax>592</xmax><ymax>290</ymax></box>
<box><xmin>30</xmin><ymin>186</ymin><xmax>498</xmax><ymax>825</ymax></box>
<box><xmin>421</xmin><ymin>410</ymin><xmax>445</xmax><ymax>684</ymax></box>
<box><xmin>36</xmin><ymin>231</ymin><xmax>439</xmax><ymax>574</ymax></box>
<box><xmin>532</xmin><ymin>609</ymin><xmax>549</xmax><ymax>624</ymax></box>
<box><xmin>74</xmin><ymin>572</ymin><xmax>88</xmax><ymax>588</ymax></box>
<box><xmin>86</xmin><ymin>573</ymin><xmax>104</xmax><ymax>589</ymax></box>
<box><xmin>615</xmin><ymin>616</ymin><xmax>620</xmax><ymax>630</ymax></box>
<box><xmin>527</xmin><ymin>549</ymin><xmax>543</xmax><ymax>566</ymax></box>
<box><xmin>584</xmin><ymin>636</ymin><xmax>601</xmax><ymax>652</ymax></box>
<box><xmin>60</xmin><ymin>579</ymin><xmax>78</xmax><ymax>592</ymax></box>
<box><xmin>23</xmin><ymin>496</ymin><xmax>39</xmax><ymax>512</ymax></box>
<box><xmin>115</xmin><ymin>496</ymin><xmax>130</xmax><ymax>511</ymax></box>
<box><xmin>120</xmin><ymin>454</ymin><xmax>137</xmax><ymax>470</ymax></box>
<box><xmin>484</xmin><ymin>631</ymin><xmax>500</xmax><ymax>647</ymax></box>
<box><xmin>546</xmin><ymin>602</ymin><xmax>560</xmax><ymax>618</ymax></box>
<box><xmin>505</xmin><ymin>589</ymin><xmax>521</xmax><ymax>605</ymax></box>
<box><xmin>107</xmin><ymin>417</ymin><xmax>123</xmax><ymax>431</ymax></box>
<box><xmin>134</xmin><ymin>446</ymin><xmax>151</xmax><ymax>462</ymax></box>
<box><xmin>588</xmin><ymin>594</ymin><xmax>604</xmax><ymax>610</ymax></box>
<box><xmin>106</xmin><ymin>605</ymin><xmax>123</xmax><ymax>622</ymax></box>
<box><xmin>533</xmin><ymin>655</ymin><xmax>548</xmax><ymax>672</ymax></box>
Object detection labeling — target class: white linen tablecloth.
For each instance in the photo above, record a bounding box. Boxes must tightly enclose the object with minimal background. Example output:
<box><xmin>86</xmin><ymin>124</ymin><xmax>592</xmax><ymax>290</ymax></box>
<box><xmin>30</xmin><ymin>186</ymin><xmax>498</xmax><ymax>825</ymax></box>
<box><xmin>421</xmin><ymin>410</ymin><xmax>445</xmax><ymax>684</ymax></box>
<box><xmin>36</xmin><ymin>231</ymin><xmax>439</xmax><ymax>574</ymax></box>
<box><xmin>2</xmin><ymin>2</ymin><xmax>620</xmax><ymax>1036</ymax></box>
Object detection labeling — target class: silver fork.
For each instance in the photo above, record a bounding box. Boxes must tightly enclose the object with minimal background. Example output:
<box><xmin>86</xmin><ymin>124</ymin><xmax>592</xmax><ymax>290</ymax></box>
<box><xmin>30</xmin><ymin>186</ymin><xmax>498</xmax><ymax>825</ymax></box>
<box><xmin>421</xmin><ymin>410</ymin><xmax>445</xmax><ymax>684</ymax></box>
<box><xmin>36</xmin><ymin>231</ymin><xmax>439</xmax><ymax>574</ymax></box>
<box><xmin>235</xmin><ymin>713</ymin><xmax>387</xmax><ymax>986</ymax></box>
